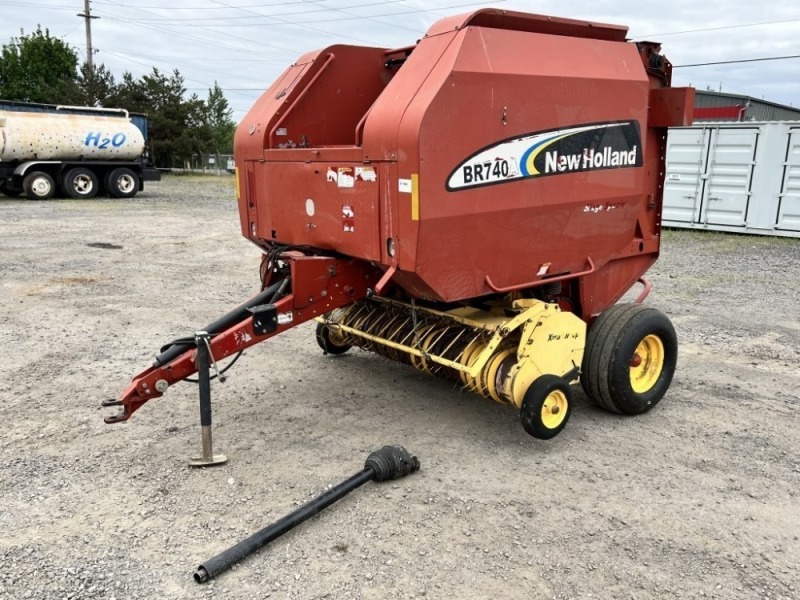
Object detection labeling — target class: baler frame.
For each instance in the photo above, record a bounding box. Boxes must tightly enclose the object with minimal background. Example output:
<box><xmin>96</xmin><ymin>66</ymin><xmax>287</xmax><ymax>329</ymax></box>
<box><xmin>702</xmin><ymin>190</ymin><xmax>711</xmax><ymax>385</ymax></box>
<box><xmin>105</xmin><ymin>8</ymin><xmax>690</xmax><ymax>443</ymax></box>
<box><xmin>103</xmin><ymin>253</ymin><xmax>379</xmax><ymax>423</ymax></box>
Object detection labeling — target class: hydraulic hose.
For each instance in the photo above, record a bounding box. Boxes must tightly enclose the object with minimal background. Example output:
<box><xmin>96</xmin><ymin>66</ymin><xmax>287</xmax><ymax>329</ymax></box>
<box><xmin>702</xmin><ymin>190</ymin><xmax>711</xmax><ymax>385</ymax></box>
<box><xmin>153</xmin><ymin>278</ymin><xmax>285</xmax><ymax>367</ymax></box>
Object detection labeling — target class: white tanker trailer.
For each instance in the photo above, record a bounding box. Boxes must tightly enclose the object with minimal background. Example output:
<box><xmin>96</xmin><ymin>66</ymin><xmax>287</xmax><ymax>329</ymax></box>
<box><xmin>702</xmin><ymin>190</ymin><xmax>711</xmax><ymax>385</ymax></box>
<box><xmin>0</xmin><ymin>103</ymin><xmax>160</xmax><ymax>200</ymax></box>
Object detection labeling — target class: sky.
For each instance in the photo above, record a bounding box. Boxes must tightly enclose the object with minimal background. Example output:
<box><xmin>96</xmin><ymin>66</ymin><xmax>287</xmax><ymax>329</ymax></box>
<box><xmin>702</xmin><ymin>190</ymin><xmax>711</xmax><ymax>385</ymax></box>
<box><xmin>1</xmin><ymin>0</ymin><xmax>798</xmax><ymax>121</ymax></box>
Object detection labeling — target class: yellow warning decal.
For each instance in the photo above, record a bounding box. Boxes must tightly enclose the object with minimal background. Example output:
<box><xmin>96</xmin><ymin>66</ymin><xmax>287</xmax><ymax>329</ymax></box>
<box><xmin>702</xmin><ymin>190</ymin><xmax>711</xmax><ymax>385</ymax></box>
<box><xmin>411</xmin><ymin>173</ymin><xmax>419</xmax><ymax>221</ymax></box>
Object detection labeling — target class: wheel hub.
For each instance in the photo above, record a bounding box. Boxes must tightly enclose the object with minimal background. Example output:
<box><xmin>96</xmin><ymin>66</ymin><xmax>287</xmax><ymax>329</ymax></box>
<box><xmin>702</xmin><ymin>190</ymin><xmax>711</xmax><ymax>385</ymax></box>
<box><xmin>629</xmin><ymin>334</ymin><xmax>665</xmax><ymax>393</ymax></box>
<box><xmin>75</xmin><ymin>176</ymin><xmax>93</xmax><ymax>193</ymax></box>
<box><xmin>33</xmin><ymin>179</ymin><xmax>51</xmax><ymax>195</ymax></box>
<box><xmin>540</xmin><ymin>390</ymin><xmax>568</xmax><ymax>429</ymax></box>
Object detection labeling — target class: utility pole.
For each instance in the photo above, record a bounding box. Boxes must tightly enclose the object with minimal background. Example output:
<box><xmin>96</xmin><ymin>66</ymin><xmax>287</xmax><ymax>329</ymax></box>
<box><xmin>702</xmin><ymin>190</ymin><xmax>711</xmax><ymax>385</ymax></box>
<box><xmin>77</xmin><ymin>0</ymin><xmax>99</xmax><ymax>69</ymax></box>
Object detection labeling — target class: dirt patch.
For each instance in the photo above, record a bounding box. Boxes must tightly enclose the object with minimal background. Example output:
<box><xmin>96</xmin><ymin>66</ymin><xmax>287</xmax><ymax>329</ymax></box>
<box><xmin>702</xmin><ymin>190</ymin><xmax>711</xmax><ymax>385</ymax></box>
<box><xmin>0</xmin><ymin>175</ymin><xmax>798</xmax><ymax>600</ymax></box>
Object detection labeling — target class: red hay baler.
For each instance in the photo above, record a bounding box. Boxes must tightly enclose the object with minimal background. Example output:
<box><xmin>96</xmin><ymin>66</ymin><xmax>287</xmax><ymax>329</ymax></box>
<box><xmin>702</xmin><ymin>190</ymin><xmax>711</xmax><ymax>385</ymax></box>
<box><xmin>105</xmin><ymin>9</ymin><xmax>694</xmax><ymax>442</ymax></box>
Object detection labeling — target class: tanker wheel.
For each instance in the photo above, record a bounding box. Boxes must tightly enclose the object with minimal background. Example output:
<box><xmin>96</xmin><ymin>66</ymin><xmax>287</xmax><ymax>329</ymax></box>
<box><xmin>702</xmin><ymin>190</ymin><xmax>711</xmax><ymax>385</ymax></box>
<box><xmin>106</xmin><ymin>167</ymin><xmax>138</xmax><ymax>198</ymax></box>
<box><xmin>581</xmin><ymin>303</ymin><xmax>677</xmax><ymax>415</ymax></box>
<box><xmin>315</xmin><ymin>322</ymin><xmax>352</xmax><ymax>355</ymax></box>
<box><xmin>22</xmin><ymin>171</ymin><xmax>56</xmax><ymax>200</ymax></box>
<box><xmin>62</xmin><ymin>167</ymin><xmax>99</xmax><ymax>199</ymax></box>
<box><xmin>0</xmin><ymin>180</ymin><xmax>22</xmax><ymax>197</ymax></box>
<box><xmin>520</xmin><ymin>374</ymin><xmax>572</xmax><ymax>440</ymax></box>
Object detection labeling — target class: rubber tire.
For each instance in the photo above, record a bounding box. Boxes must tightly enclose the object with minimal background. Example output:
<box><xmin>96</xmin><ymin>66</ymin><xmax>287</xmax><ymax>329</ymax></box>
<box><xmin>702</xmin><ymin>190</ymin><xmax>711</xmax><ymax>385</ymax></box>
<box><xmin>105</xmin><ymin>167</ymin><xmax>138</xmax><ymax>198</ymax></box>
<box><xmin>0</xmin><ymin>180</ymin><xmax>22</xmax><ymax>197</ymax></box>
<box><xmin>62</xmin><ymin>167</ymin><xmax>99</xmax><ymax>199</ymax></box>
<box><xmin>22</xmin><ymin>171</ymin><xmax>56</xmax><ymax>200</ymax></box>
<box><xmin>315</xmin><ymin>322</ymin><xmax>352</xmax><ymax>355</ymax></box>
<box><xmin>520</xmin><ymin>374</ymin><xmax>572</xmax><ymax>440</ymax></box>
<box><xmin>581</xmin><ymin>303</ymin><xmax>677</xmax><ymax>415</ymax></box>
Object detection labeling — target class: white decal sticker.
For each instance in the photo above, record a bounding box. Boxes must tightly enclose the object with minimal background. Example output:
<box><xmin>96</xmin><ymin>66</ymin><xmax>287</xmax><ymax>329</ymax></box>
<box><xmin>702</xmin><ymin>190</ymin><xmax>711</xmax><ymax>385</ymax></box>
<box><xmin>325</xmin><ymin>166</ymin><xmax>355</xmax><ymax>187</ymax></box>
<box><xmin>342</xmin><ymin>205</ymin><xmax>355</xmax><ymax>232</ymax></box>
<box><xmin>355</xmin><ymin>166</ymin><xmax>377</xmax><ymax>182</ymax></box>
<box><xmin>537</xmin><ymin>263</ymin><xmax>551</xmax><ymax>277</ymax></box>
<box><xmin>338</xmin><ymin>167</ymin><xmax>354</xmax><ymax>188</ymax></box>
<box><xmin>276</xmin><ymin>127</ymin><xmax>288</xmax><ymax>136</ymax></box>
<box><xmin>398</xmin><ymin>178</ymin><xmax>412</xmax><ymax>193</ymax></box>
<box><xmin>305</xmin><ymin>198</ymin><xmax>315</xmax><ymax>217</ymax></box>
<box><xmin>447</xmin><ymin>121</ymin><xmax>642</xmax><ymax>191</ymax></box>
<box><xmin>584</xmin><ymin>202</ymin><xmax>625</xmax><ymax>213</ymax></box>
<box><xmin>277</xmin><ymin>312</ymin><xmax>293</xmax><ymax>325</ymax></box>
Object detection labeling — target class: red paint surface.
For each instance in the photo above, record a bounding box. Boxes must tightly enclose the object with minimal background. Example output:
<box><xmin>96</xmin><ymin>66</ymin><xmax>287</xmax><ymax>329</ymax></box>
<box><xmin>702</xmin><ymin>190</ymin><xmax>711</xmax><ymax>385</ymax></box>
<box><xmin>235</xmin><ymin>8</ymin><xmax>694</xmax><ymax>318</ymax></box>
<box><xmin>693</xmin><ymin>106</ymin><xmax>743</xmax><ymax>119</ymax></box>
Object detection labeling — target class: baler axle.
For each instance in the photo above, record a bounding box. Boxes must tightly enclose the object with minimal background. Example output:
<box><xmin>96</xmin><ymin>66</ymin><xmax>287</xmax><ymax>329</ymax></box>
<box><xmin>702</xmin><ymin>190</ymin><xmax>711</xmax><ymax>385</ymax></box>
<box><xmin>193</xmin><ymin>446</ymin><xmax>420</xmax><ymax>583</ymax></box>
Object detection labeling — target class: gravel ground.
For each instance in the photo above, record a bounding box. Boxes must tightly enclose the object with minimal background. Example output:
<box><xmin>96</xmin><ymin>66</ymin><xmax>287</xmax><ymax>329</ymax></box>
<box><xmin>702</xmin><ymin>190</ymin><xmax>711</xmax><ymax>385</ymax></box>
<box><xmin>1</xmin><ymin>175</ymin><xmax>798</xmax><ymax>600</ymax></box>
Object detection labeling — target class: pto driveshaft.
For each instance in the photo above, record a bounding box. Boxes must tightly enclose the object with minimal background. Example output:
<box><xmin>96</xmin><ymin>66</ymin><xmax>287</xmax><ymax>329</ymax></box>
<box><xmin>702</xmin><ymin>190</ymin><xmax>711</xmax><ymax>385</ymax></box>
<box><xmin>193</xmin><ymin>445</ymin><xmax>420</xmax><ymax>583</ymax></box>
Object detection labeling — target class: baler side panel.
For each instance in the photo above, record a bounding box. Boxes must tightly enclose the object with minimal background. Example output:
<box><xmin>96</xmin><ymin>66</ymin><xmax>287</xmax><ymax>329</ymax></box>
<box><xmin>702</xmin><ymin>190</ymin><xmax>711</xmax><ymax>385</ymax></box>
<box><xmin>396</xmin><ymin>26</ymin><xmax>652</xmax><ymax>303</ymax></box>
<box><xmin>269</xmin><ymin>45</ymin><xmax>391</xmax><ymax>148</ymax></box>
<box><xmin>234</xmin><ymin>57</ymin><xmax>315</xmax><ymax>160</ymax></box>
<box><xmin>392</xmin><ymin>34</ymin><xmax>467</xmax><ymax>292</ymax></box>
<box><xmin>235</xmin><ymin>59</ymin><xmax>314</xmax><ymax>239</ymax></box>
<box><xmin>236</xmin><ymin>45</ymin><xmax>396</xmax><ymax>253</ymax></box>
<box><xmin>356</xmin><ymin>32</ymin><xmax>461</xmax><ymax>283</ymax></box>
<box><xmin>362</xmin><ymin>33</ymin><xmax>457</xmax><ymax>164</ymax></box>
<box><xmin>577</xmin><ymin>53</ymin><xmax>692</xmax><ymax>316</ymax></box>
<box><xmin>255</xmin><ymin>160</ymin><xmax>382</xmax><ymax>261</ymax></box>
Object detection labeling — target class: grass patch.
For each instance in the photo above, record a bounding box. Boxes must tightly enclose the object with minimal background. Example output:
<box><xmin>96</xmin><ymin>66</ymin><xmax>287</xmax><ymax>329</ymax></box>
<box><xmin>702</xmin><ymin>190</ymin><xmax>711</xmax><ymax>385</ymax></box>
<box><xmin>662</xmin><ymin>227</ymin><xmax>800</xmax><ymax>251</ymax></box>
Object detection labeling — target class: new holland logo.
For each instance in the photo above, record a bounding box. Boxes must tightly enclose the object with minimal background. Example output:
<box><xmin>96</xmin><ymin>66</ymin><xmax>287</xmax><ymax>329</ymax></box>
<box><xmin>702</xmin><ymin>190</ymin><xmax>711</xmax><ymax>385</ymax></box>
<box><xmin>446</xmin><ymin>121</ymin><xmax>643</xmax><ymax>191</ymax></box>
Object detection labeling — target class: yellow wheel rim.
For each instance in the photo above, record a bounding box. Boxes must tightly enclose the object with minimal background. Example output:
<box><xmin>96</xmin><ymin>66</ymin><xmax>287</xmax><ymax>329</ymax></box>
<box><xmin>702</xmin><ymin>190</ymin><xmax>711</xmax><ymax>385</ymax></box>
<box><xmin>630</xmin><ymin>334</ymin><xmax>665</xmax><ymax>393</ymax></box>
<box><xmin>540</xmin><ymin>389</ymin><xmax>568</xmax><ymax>429</ymax></box>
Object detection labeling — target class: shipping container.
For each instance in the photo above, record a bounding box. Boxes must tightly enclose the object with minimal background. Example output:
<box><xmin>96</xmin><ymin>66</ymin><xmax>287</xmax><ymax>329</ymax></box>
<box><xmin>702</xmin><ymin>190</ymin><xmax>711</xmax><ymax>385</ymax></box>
<box><xmin>663</xmin><ymin>122</ymin><xmax>800</xmax><ymax>237</ymax></box>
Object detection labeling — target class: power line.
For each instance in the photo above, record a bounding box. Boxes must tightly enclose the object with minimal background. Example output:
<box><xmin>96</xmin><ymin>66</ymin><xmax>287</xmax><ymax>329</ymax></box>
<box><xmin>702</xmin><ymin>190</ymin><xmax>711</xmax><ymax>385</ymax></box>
<box><xmin>634</xmin><ymin>18</ymin><xmax>800</xmax><ymax>38</ymax></box>
<box><xmin>108</xmin><ymin>0</ymin><xmax>408</xmax><ymax>22</ymax></box>
<box><xmin>203</xmin><ymin>0</ymin><xmax>506</xmax><ymax>41</ymax></box>
<box><xmin>186</xmin><ymin>87</ymin><xmax>264</xmax><ymax>90</ymax></box>
<box><xmin>125</xmin><ymin>55</ymin><xmax>285</xmax><ymax>62</ymax></box>
<box><xmin>304</xmin><ymin>0</ymin><xmax>421</xmax><ymax>34</ymax></box>
<box><xmin>89</xmin><ymin>0</ymin><xmax>297</xmax><ymax>101</ymax></box>
<box><xmin>98</xmin><ymin>47</ymin><xmax>262</xmax><ymax>100</ymax></box>
<box><xmin>92</xmin><ymin>0</ymin><xmax>351</xmax><ymax>9</ymax></box>
<box><xmin>2</xmin><ymin>2</ymin><xmax>78</xmax><ymax>8</ymax></box>
<box><xmin>207</xmin><ymin>0</ymin><xmax>381</xmax><ymax>44</ymax></box>
<box><xmin>94</xmin><ymin>2</ymin><xmax>300</xmax><ymax>58</ymax></box>
<box><xmin>675</xmin><ymin>54</ymin><xmax>800</xmax><ymax>68</ymax></box>
<box><xmin>96</xmin><ymin>0</ymin><xmax>505</xmax><ymax>28</ymax></box>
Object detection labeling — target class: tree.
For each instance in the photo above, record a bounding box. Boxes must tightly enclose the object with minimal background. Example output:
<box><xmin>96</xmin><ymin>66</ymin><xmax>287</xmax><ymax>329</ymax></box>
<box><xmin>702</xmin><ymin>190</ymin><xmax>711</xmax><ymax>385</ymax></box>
<box><xmin>74</xmin><ymin>63</ymin><xmax>117</xmax><ymax>107</ymax></box>
<box><xmin>0</xmin><ymin>26</ymin><xmax>78</xmax><ymax>103</ymax></box>
<box><xmin>110</xmin><ymin>71</ymin><xmax>150</xmax><ymax>114</ymax></box>
<box><xmin>139</xmin><ymin>68</ymin><xmax>213</xmax><ymax>167</ymax></box>
<box><xmin>205</xmin><ymin>82</ymin><xmax>236</xmax><ymax>154</ymax></box>
<box><xmin>0</xmin><ymin>29</ymin><xmax>239</xmax><ymax>169</ymax></box>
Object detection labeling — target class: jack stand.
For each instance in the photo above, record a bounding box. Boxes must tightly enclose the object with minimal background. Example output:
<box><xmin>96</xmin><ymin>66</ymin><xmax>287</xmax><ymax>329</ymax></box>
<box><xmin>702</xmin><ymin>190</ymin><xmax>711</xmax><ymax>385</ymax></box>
<box><xmin>189</xmin><ymin>331</ymin><xmax>227</xmax><ymax>467</ymax></box>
